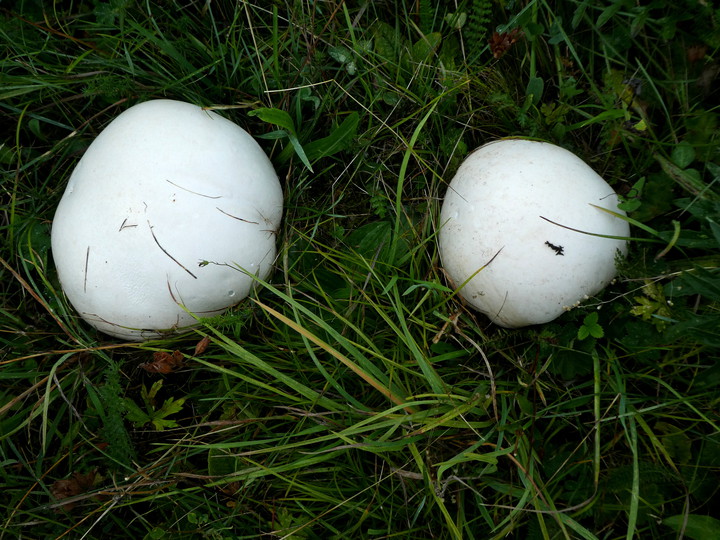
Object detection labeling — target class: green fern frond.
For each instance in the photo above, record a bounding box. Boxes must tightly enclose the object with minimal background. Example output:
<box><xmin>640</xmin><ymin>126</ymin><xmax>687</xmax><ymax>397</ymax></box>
<box><xmin>98</xmin><ymin>362</ymin><xmax>136</xmax><ymax>468</ymax></box>
<box><xmin>465</xmin><ymin>0</ymin><xmax>493</xmax><ymax>49</ymax></box>
<box><xmin>418</xmin><ymin>0</ymin><xmax>434</xmax><ymax>34</ymax></box>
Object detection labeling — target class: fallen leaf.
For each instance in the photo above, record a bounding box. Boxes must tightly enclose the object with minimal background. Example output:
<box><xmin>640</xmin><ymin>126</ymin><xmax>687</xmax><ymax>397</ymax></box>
<box><xmin>489</xmin><ymin>28</ymin><xmax>523</xmax><ymax>59</ymax></box>
<box><xmin>51</xmin><ymin>470</ymin><xmax>97</xmax><ymax>512</ymax></box>
<box><xmin>687</xmin><ymin>44</ymin><xmax>707</xmax><ymax>64</ymax></box>
<box><xmin>141</xmin><ymin>350</ymin><xmax>184</xmax><ymax>374</ymax></box>
<box><xmin>194</xmin><ymin>336</ymin><xmax>211</xmax><ymax>356</ymax></box>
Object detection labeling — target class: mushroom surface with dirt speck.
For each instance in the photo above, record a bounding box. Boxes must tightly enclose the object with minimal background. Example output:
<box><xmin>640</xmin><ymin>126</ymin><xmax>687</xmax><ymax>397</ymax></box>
<box><xmin>51</xmin><ymin>99</ymin><xmax>283</xmax><ymax>341</ymax></box>
<box><xmin>438</xmin><ymin>139</ymin><xmax>629</xmax><ymax>328</ymax></box>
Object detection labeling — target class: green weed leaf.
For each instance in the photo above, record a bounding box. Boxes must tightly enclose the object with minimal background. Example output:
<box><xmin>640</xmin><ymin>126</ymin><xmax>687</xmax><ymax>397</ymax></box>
<box><xmin>526</xmin><ymin>76</ymin><xmax>544</xmax><ymax>105</ymax></box>
<box><xmin>655</xmin><ymin>421</ymin><xmax>691</xmax><ymax>465</ymax></box>
<box><xmin>328</xmin><ymin>45</ymin><xmax>353</xmax><ymax>65</ymax></box>
<box><xmin>125</xmin><ymin>381</ymin><xmax>186</xmax><ymax>431</ymax></box>
<box><xmin>662</xmin><ymin>514</ymin><xmax>720</xmax><ymax>540</ymax></box>
<box><xmin>617</xmin><ymin>177</ymin><xmax>645</xmax><ymax>212</ymax></box>
<box><xmin>578</xmin><ymin>312</ymin><xmax>604</xmax><ymax>340</ymax></box>
<box><xmin>671</xmin><ymin>141</ymin><xmax>696</xmax><ymax>168</ymax></box>
<box><xmin>249</xmin><ymin>107</ymin><xmax>297</xmax><ymax>136</ymax></box>
<box><xmin>630</xmin><ymin>281</ymin><xmax>672</xmax><ymax>330</ymax></box>
<box><xmin>156</xmin><ymin>396</ymin><xmax>186</xmax><ymax>419</ymax></box>
<box><xmin>708</xmin><ymin>217</ymin><xmax>720</xmax><ymax>247</ymax></box>
<box><xmin>410</xmin><ymin>32</ymin><xmax>442</xmax><ymax>63</ymax></box>
<box><xmin>655</xmin><ymin>154</ymin><xmax>718</xmax><ymax>200</ymax></box>
<box><xmin>328</xmin><ymin>45</ymin><xmax>357</xmax><ymax>74</ymax></box>
<box><xmin>597</xmin><ymin>2</ymin><xmax>623</xmax><ymax>28</ymax></box>
<box><xmin>371</xmin><ymin>21</ymin><xmax>402</xmax><ymax>61</ymax></box>
<box><xmin>141</xmin><ymin>379</ymin><xmax>163</xmax><ymax>408</ymax></box>
<box><xmin>445</xmin><ymin>11</ymin><xmax>467</xmax><ymax>29</ymax></box>
<box><xmin>150</xmin><ymin>418</ymin><xmax>179</xmax><ymax>431</ymax></box>
<box><xmin>250</xmin><ymin>107</ymin><xmax>314</xmax><ymax>171</ymax></box>
<box><xmin>124</xmin><ymin>398</ymin><xmax>151</xmax><ymax>426</ymax></box>
<box><xmin>302</xmin><ymin>112</ymin><xmax>360</xmax><ymax>162</ymax></box>
<box><xmin>523</xmin><ymin>22</ymin><xmax>545</xmax><ymax>41</ymax></box>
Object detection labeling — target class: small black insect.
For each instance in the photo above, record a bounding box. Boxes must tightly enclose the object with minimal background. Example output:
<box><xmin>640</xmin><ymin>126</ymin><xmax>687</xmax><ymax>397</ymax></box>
<box><xmin>545</xmin><ymin>241</ymin><xmax>565</xmax><ymax>256</ymax></box>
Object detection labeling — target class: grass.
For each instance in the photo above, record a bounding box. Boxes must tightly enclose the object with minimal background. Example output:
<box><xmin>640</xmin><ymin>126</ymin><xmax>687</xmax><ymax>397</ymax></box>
<box><xmin>1</xmin><ymin>0</ymin><xmax>719</xmax><ymax>538</ymax></box>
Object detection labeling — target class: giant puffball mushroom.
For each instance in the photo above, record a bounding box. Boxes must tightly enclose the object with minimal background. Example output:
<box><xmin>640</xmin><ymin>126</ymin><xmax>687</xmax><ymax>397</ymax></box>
<box><xmin>51</xmin><ymin>99</ymin><xmax>283</xmax><ymax>341</ymax></box>
<box><xmin>438</xmin><ymin>139</ymin><xmax>629</xmax><ymax>328</ymax></box>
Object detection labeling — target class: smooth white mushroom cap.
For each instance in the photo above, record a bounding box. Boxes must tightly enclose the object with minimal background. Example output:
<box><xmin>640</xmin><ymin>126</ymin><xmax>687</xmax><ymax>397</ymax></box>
<box><xmin>438</xmin><ymin>139</ymin><xmax>629</xmax><ymax>328</ymax></box>
<box><xmin>51</xmin><ymin>99</ymin><xmax>283</xmax><ymax>340</ymax></box>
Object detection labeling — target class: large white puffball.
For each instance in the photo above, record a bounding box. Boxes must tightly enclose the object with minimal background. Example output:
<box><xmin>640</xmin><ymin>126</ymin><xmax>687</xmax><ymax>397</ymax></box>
<box><xmin>51</xmin><ymin>99</ymin><xmax>283</xmax><ymax>341</ymax></box>
<box><xmin>438</xmin><ymin>139</ymin><xmax>629</xmax><ymax>328</ymax></box>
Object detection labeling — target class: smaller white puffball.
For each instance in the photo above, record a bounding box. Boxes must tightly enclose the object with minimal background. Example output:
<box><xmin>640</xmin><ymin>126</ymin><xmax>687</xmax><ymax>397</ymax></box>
<box><xmin>438</xmin><ymin>139</ymin><xmax>629</xmax><ymax>328</ymax></box>
<box><xmin>51</xmin><ymin>99</ymin><xmax>283</xmax><ymax>340</ymax></box>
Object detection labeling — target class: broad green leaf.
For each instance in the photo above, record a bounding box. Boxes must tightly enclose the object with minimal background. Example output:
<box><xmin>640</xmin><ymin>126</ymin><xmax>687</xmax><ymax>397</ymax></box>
<box><xmin>302</xmin><ymin>112</ymin><xmax>359</xmax><ymax>161</ymax></box>
<box><xmin>255</xmin><ymin>129</ymin><xmax>290</xmax><ymax>141</ymax></box>
<box><xmin>144</xmin><ymin>527</ymin><xmax>168</xmax><ymax>540</ymax></box>
<box><xmin>630</xmin><ymin>6</ymin><xmax>650</xmax><ymax>36</ymax></box>
<box><xmin>526</xmin><ymin>76</ymin><xmax>544</xmax><ymax>105</ymax></box>
<box><xmin>124</xmin><ymin>398</ymin><xmax>151</xmax><ymax>426</ymax></box>
<box><xmin>523</xmin><ymin>22</ymin><xmax>545</xmax><ymax>41</ymax></box>
<box><xmin>708</xmin><ymin>219</ymin><xmax>720</xmax><ymax>246</ymax></box>
<box><xmin>444</xmin><ymin>11</ymin><xmax>466</xmax><ymax>29</ymax></box>
<box><xmin>248</xmin><ymin>107</ymin><xmax>297</xmax><ymax>136</ymax></box>
<box><xmin>328</xmin><ymin>45</ymin><xmax>356</xmax><ymax>74</ymax></box>
<box><xmin>589</xmin><ymin>325</ymin><xmax>604</xmax><ymax>339</ymax></box>
<box><xmin>707</xmin><ymin>162</ymin><xmax>720</xmax><ymax>182</ymax></box>
<box><xmin>150</xmin><ymin>397</ymin><xmax>186</xmax><ymax>431</ymax></box>
<box><xmin>548</xmin><ymin>20</ymin><xmax>567</xmax><ymax>45</ymax></box>
<box><xmin>151</xmin><ymin>417</ymin><xmax>180</xmax><ymax>431</ymax></box>
<box><xmin>347</xmin><ymin>220</ymin><xmax>409</xmax><ymax>267</ymax></box>
<box><xmin>156</xmin><ymin>396</ymin><xmax>186</xmax><ymax>418</ymax></box>
<box><xmin>597</xmin><ymin>1</ymin><xmax>623</xmax><ymax>28</ymax></box>
<box><xmin>297</xmin><ymin>86</ymin><xmax>320</xmax><ymax>109</ymax></box>
<box><xmin>662</xmin><ymin>514</ymin><xmax>720</xmax><ymax>540</ymax></box>
<box><xmin>579</xmin><ymin>312</ymin><xmax>604</xmax><ymax>340</ymax></box>
<box><xmin>410</xmin><ymin>32</ymin><xmax>442</xmax><ymax>63</ymax></box>
<box><xmin>372</xmin><ymin>21</ymin><xmax>402</xmax><ymax>60</ymax></box>
<box><xmin>349</xmin><ymin>220</ymin><xmax>393</xmax><ymax>262</ymax></box>
<box><xmin>655</xmin><ymin>154</ymin><xmax>718</xmax><ymax>200</ymax></box>
<box><xmin>28</xmin><ymin>118</ymin><xmax>43</xmax><ymax>140</ymax></box>
<box><xmin>328</xmin><ymin>45</ymin><xmax>354</xmax><ymax>65</ymax></box>
<box><xmin>655</xmin><ymin>421</ymin><xmax>692</xmax><ymax>464</ymax></box>
<box><xmin>617</xmin><ymin>177</ymin><xmax>645</xmax><ymax>212</ymax></box>
<box><xmin>671</xmin><ymin>141</ymin><xmax>696</xmax><ymax>168</ymax></box>
<box><xmin>572</xmin><ymin>0</ymin><xmax>590</xmax><ymax>28</ymax></box>
<box><xmin>147</xmin><ymin>379</ymin><xmax>163</xmax><ymax>401</ymax></box>
<box><xmin>141</xmin><ymin>379</ymin><xmax>163</xmax><ymax>409</ymax></box>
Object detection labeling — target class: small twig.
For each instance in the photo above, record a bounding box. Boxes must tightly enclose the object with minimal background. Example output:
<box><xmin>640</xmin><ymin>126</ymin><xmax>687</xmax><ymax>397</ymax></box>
<box><xmin>216</xmin><ymin>207</ymin><xmax>259</xmax><ymax>224</ymax></box>
<box><xmin>146</xmin><ymin>220</ymin><xmax>197</xmax><ymax>279</ymax></box>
